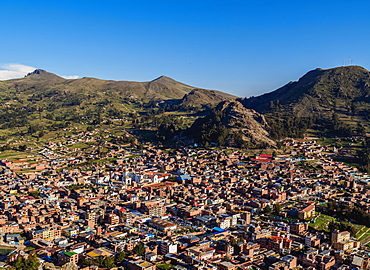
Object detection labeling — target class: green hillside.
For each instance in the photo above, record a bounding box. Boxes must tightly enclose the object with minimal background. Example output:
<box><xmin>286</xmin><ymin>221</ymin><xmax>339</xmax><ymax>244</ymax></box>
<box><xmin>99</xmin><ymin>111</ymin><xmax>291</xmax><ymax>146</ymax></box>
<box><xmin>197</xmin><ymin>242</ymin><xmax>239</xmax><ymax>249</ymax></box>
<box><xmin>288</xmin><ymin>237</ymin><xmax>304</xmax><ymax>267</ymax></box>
<box><xmin>241</xmin><ymin>66</ymin><xmax>370</xmax><ymax>137</ymax></box>
<box><xmin>0</xmin><ymin>69</ymin><xmax>236</xmax><ymax>146</ymax></box>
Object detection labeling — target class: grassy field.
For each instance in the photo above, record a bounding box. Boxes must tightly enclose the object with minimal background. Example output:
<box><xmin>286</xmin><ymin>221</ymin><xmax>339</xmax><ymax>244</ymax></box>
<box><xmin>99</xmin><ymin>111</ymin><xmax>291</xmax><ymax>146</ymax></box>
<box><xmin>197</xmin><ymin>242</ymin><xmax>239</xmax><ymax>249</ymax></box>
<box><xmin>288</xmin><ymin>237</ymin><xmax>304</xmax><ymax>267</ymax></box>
<box><xmin>0</xmin><ymin>150</ymin><xmax>33</xmax><ymax>161</ymax></box>
<box><xmin>356</xmin><ymin>226</ymin><xmax>370</xmax><ymax>246</ymax></box>
<box><xmin>310</xmin><ymin>213</ymin><xmax>370</xmax><ymax>244</ymax></box>
<box><xmin>333</xmin><ymin>156</ymin><xmax>360</xmax><ymax>169</ymax></box>
<box><xmin>66</xmin><ymin>143</ymin><xmax>90</xmax><ymax>150</ymax></box>
<box><xmin>0</xmin><ymin>247</ymin><xmax>15</xmax><ymax>255</ymax></box>
<box><xmin>356</xmin><ymin>227</ymin><xmax>370</xmax><ymax>241</ymax></box>
<box><xmin>309</xmin><ymin>214</ymin><xmax>336</xmax><ymax>232</ymax></box>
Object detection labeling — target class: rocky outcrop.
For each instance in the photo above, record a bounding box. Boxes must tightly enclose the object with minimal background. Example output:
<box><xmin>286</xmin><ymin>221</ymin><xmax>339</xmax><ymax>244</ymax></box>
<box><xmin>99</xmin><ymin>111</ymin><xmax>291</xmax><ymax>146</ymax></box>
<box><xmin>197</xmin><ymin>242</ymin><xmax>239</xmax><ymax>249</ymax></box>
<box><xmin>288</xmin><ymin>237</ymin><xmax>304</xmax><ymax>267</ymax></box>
<box><xmin>26</xmin><ymin>69</ymin><xmax>48</xmax><ymax>76</ymax></box>
<box><xmin>217</xmin><ymin>100</ymin><xmax>276</xmax><ymax>147</ymax></box>
<box><xmin>192</xmin><ymin>100</ymin><xmax>276</xmax><ymax>148</ymax></box>
<box><xmin>42</xmin><ymin>262</ymin><xmax>78</xmax><ymax>270</ymax></box>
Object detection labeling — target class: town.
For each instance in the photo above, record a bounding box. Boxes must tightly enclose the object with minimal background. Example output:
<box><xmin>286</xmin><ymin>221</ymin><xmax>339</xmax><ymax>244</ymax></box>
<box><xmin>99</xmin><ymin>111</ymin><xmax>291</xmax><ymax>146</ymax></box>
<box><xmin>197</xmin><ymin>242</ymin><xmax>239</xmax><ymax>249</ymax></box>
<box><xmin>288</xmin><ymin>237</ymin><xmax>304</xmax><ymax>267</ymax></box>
<box><xmin>0</xmin><ymin>132</ymin><xmax>369</xmax><ymax>270</ymax></box>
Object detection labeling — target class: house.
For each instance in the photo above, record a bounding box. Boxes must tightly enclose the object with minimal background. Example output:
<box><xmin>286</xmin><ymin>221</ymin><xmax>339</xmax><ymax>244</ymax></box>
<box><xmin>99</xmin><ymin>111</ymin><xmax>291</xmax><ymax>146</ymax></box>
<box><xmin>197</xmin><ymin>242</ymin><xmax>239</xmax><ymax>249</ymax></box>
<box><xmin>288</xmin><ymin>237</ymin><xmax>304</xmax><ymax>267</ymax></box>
<box><xmin>5</xmin><ymin>234</ymin><xmax>24</xmax><ymax>245</ymax></box>
<box><xmin>148</xmin><ymin>218</ymin><xmax>177</xmax><ymax>232</ymax></box>
<box><xmin>144</xmin><ymin>252</ymin><xmax>157</xmax><ymax>262</ymax></box>
<box><xmin>219</xmin><ymin>261</ymin><xmax>237</xmax><ymax>270</ymax></box>
<box><xmin>57</xmin><ymin>251</ymin><xmax>79</xmax><ymax>265</ymax></box>
<box><xmin>298</xmin><ymin>204</ymin><xmax>315</xmax><ymax>220</ymax></box>
<box><xmin>331</xmin><ymin>230</ymin><xmax>360</xmax><ymax>251</ymax></box>
<box><xmin>125</xmin><ymin>259</ymin><xmax>155</xmax><ymax>270</ymax></box>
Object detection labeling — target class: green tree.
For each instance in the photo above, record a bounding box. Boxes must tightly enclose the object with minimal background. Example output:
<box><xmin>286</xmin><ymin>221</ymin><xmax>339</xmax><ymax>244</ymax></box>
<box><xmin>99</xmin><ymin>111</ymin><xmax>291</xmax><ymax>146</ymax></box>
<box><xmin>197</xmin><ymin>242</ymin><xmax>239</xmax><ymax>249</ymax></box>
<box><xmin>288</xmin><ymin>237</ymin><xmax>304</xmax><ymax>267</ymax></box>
<box><xmin>133</xmin><ymin>242</ymin><xmax>145</xmax><ymax>256</ymax></box>
<box><xmin>101</xmin><ymin>257</ymin><xmax>115</xmax><ymax>268</ymax></box>
<box><xmin>18</xmin><ymin>145</ymin><xmax>27</xmax><ymax>152</ymax></box>
<box><xmin>115</xmin><ymin>251</ymin><xmax>126</xmax><ymax>263</ymax></box>
<box><xmin>81</xmin><ymin>258</ymin><xmax>94</xmax><ymax>267</ymax></box>
<box><xmin>11</xmin><ymin>254</ymin><xmax>40</xmax><ymax>270</ymax></box>
<box><xmin>328</xmin><ymin>221</ymin><xmax>356</xmax><ymax>236</ymax></box>
<box><xmin>230</xmin><ymin>238</ymin><xmax>238</xmax><ymax>247</ymax></box>
<box><xmin>264</xmin><ymin>205</ymin><xmax>272</xmax><ymax>215</ymax></box>
<box><xmin>24</xmin><ymin>254</ymin><xmax>40</xmax><ymax>270</ymax></box>
<box><xmin>11</xmin><ymin>256</ymin><xmax>25</xmax><ymax>270</ymax></box>
<box><xmin>28</xmin><ymin>191</ymin><xmax>40</xmax><ymax>199</ymax></box>
<box><xmin>273</xmin><ymin>203</ymin><xmax>282</xmax><ymax>215</ymax></box>
<box><xmin>223</xmin><ymin>256</ymin><xmax>231</xmax><ymax>262</ymax></box>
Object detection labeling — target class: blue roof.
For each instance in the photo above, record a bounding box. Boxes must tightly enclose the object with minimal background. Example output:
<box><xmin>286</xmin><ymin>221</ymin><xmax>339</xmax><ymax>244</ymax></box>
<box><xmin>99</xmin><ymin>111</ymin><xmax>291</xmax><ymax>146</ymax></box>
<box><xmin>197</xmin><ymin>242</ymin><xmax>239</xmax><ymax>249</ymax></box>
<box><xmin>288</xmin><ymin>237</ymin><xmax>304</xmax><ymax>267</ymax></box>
<box><xmin>213</xmin><ymin>227</ymin><xmax>227</xmax><ymax>233</ymax></box>
<box><xmin>177</xmin><ymin>175</ymin><xmax>191</xmax><ymax>180</ymax></box>
<box><xmin>213</xmin><ymin>227</ymin><xmax>225</xmax><ymax>232</ymax></box>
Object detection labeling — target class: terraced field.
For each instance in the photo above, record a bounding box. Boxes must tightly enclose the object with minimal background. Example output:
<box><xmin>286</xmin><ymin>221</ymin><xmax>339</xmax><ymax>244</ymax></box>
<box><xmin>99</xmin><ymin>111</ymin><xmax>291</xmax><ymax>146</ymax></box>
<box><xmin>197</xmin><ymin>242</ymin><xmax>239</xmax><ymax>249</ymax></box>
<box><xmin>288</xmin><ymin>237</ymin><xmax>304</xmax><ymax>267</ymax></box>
<box><xmin>356</xmin><ymin>227</ymin><xmax>370</xmax><ymax>245</ymax></box>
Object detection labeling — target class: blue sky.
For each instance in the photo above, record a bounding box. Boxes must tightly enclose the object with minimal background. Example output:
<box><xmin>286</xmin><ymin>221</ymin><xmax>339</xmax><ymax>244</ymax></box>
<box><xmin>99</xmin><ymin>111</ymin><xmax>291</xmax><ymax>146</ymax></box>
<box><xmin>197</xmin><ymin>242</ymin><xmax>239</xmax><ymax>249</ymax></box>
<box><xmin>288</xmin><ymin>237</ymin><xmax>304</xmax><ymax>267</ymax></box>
<box><xmin>1</xmin><ymin>0</ymin><xmax>370</xmax><ymax>97</ymax></box>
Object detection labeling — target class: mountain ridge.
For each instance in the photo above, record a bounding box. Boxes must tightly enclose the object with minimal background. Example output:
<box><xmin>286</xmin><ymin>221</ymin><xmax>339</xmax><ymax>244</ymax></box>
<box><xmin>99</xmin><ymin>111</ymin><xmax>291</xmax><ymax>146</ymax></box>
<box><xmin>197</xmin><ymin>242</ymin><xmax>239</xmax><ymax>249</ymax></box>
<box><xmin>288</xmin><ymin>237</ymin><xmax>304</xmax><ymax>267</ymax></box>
<box><xmin>238</xmin><ymin>65</ymin><xmax>370</xmax><ymax>138</ymax></box>
<box><xmin>241</xmin><ymin>65</ymin><xmax>370</xmax><ymax>116</ymax></box>
<box><xmin>0</xmin><ymin>69</ymin><xmax>237</xmax><ymax>144</ymax></box>
<box><xmin>2</xmin><ymin>69</ymin><xmax>236</xmax><ymax>102</ymax></box>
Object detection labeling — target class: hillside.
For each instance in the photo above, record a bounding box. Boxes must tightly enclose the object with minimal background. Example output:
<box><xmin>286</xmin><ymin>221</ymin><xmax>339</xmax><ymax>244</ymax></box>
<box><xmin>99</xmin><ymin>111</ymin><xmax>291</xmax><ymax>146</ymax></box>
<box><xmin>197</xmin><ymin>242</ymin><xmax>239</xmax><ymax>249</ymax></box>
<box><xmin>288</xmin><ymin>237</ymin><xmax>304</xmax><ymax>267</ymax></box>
<box><xmin>241</xmin><ymin>66</ymin><xmax>370</xmax><ymax>119</ymax></box>
<box><xmin>0</xmin><ymin>69</ymin><xmax>238</xmax><ymax>146</ymax></box>
<box><xmin>180</xmin><ymin>88</ymin><xmax>237</xmax><ymax>108</ymax></box>
<box><xmin>3</xmin><ymin>70</ymin><xmax>238</xmax><ymax>105</ymax></box>
<box><xmin>3</xmin><ymin>65</ymin><xmax>370</xmax><ymax>150</ymax></box>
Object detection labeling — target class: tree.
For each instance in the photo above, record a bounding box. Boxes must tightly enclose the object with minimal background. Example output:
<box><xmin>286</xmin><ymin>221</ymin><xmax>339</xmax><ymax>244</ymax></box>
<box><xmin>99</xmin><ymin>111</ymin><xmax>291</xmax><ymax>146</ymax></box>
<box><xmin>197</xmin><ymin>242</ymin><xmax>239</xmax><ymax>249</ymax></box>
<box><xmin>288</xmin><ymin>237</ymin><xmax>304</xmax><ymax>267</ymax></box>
<box><xmin>24</xmin><ymin>254</ymin><xmax>40</xmax><ymax>270</ymax></box>
<box><xmin>18</xmin><ymin>145</ymin><xmax>27</xmax><ymax>151</ymax></box>
<box><xmin>230</xmin><ymin>238</ymin><xmax>238</xmax><ymax>247</ymax></box>
<box><xmin>133</xmin><ymin>242</ymin><xmax>145</xmax><ymax>256</ymax></box>
<box><xmin>28</xmin><ymin>191</ymin><xmax>40</xmax><ymax>199</ymax></box>
<box><xmin>11</xmin><ymin>256</ymin><xmax>25</xmax><ymax>270</ymax></box>
<box><xmin>273</xmin><ymin>203</ymin><xmax>282</xmax><ymax>215</ymax></box>
<box><xmin>101</xmin><ymin>257</ymin><xmax>115</xmax><ymax>268</ymax></box>
<box><xmin>81</xmin><ymin>258</ymin><xmax>94</xmax><ymax>267</ymax></box>
<box><xmin>223</xmin><ymin>256</ymin><xmax>231</xmax><ymax>262</ymax></box>
<box><xmin>115</xmin><ymin>251</ymin><xmax>126</xmax><ymax>263</ymax></box>
<box><xmin>328</xmin><ymin>221</ymin><xmax>356</xmax><ymax>236</ymax></box>
<box><xmin>264</xmin><ymin>205</ymin><xmax>272</xmax><ymax>215</ymax></box>
<box><xmin>11</xmin><ymin>254</ymin><xmax>40</xmax><ymax>270</ymax></box>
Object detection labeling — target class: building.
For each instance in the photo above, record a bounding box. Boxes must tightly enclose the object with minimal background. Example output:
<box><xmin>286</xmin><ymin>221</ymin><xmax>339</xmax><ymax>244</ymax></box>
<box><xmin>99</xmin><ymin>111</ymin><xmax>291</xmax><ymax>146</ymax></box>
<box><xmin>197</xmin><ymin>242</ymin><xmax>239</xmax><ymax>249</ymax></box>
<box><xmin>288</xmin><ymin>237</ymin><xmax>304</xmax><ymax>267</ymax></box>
<box><xmin>298</xmin><ymin>204</ymin><xmax>315</xmax><ymax>220</ymax></box>
<box><xmin>5</xmin><ymin>234</ymin><xmax>24</xmax><ymax>245</ymax></box>
<box><xmin>241</xmin><ymin>212</ymin><xmax>251</xmax><ymax>225</ymax></box>
<box><xmin>331</xmin><ymin>230</ymin><xmax>360</xmax><ymax>251</ymax></box>
<box><xmin>159</xmin><ymin>241</ymin><xmax>177</xmax><ymax>254</ymax></box>
<box><xmin>144</xmin><ymin>252</ymin><xmax>157</xmax><ymax>262</ymax></box>
<box><xmin>268</xmin><ymin>236</ymin><xmax>292</xmax><ymax>254</ymax></box>
<box><xmin>148</xmin><ymin>218</ymin><xmax>177</xmax><ymax>232</ymax></box>
<box><xmin>219</xmin><ymin>261</ymin><xmax>237</xmax><ymax>270</ymax></box>
<box><xmin>281</xmin><ymin>255</ymin><xmax>297</xmax><ymax>268</ymax></box>
<box><xmin>57</xmin><ymin>251</ymin><xmax>79</xmax><ymax>265</ymax></box>
<box><xmin>30</xmin><ymin>228</ymin><xmax>61</xmax><ymax>241</ymax></box>
<box><xmin>139</xmin><ymin>199</ymin><xmax>166</xmax><ymax>217</ymax></box>
<box><xmin>125</xmin><ymin>260</ymin><xmax>155</xmax><ymax>270</ymax></box>
<box><xmin>331</xmin><ymin>230</ymin><xmax>350</xmax><ymax>244</ymax></box>
<box><xmin>305</xmin><ymin>234</ymin><xmax>320</xmax><ymax>248</ymax></box>
<box><xmin>290</xmin><ymin>222</ymin><xmax>308</xmax><ymax>235</ymax></box>
<box><xmin>107</xmin><ymin>213</ymin><xmax>120</xmax><ymax>225</ymax></box>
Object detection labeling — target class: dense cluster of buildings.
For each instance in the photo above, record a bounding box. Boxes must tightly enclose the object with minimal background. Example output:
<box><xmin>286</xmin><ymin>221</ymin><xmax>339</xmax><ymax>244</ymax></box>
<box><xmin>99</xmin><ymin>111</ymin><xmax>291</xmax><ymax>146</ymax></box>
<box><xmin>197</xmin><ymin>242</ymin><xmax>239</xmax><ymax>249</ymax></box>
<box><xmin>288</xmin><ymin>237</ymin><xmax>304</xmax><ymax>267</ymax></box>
<box><xmin>0</xmin><ymin>136</ymin><xmax>369</xmax><ymax>269</ymax></box>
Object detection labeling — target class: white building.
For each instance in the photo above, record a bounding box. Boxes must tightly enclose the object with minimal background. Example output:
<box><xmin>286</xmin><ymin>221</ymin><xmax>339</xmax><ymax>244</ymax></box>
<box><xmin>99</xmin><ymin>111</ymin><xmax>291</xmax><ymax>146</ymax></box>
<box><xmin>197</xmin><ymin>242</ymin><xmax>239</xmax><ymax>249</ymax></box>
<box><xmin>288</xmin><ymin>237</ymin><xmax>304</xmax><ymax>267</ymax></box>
<box><xmin>159</xmin><ymin>241</ymin><xmax>178</xmax><ymax>254</ymax></box>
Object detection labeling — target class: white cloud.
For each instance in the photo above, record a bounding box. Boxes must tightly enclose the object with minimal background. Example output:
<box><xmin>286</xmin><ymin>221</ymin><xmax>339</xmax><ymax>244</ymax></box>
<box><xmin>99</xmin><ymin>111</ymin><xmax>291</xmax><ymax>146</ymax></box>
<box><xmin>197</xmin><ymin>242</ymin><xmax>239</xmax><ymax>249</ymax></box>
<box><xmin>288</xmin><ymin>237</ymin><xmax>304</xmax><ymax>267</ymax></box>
<box><xmin>61</xmin><ymin>75</ymin><xmax>79</xmax><ymax>79</ymax></box>
<box><xmin>0</xmin><ymin>64</ymin><xmax>36</xmax><ymax>80</ymax></box>
<box><xmin>0</xmin><ymin>63</ymin><xmax>79</xmax><ymax>80</ymax></box>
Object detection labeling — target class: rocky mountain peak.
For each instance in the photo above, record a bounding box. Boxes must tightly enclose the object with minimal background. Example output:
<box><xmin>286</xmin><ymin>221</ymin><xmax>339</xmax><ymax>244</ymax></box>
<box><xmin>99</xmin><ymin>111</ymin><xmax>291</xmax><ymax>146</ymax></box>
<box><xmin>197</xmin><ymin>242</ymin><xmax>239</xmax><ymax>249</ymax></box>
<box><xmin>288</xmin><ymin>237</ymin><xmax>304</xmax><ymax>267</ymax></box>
<box><xmin>26</xmin><ymin>69</ymin><xmax>47</xmax><ymax>76</ymax></box>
